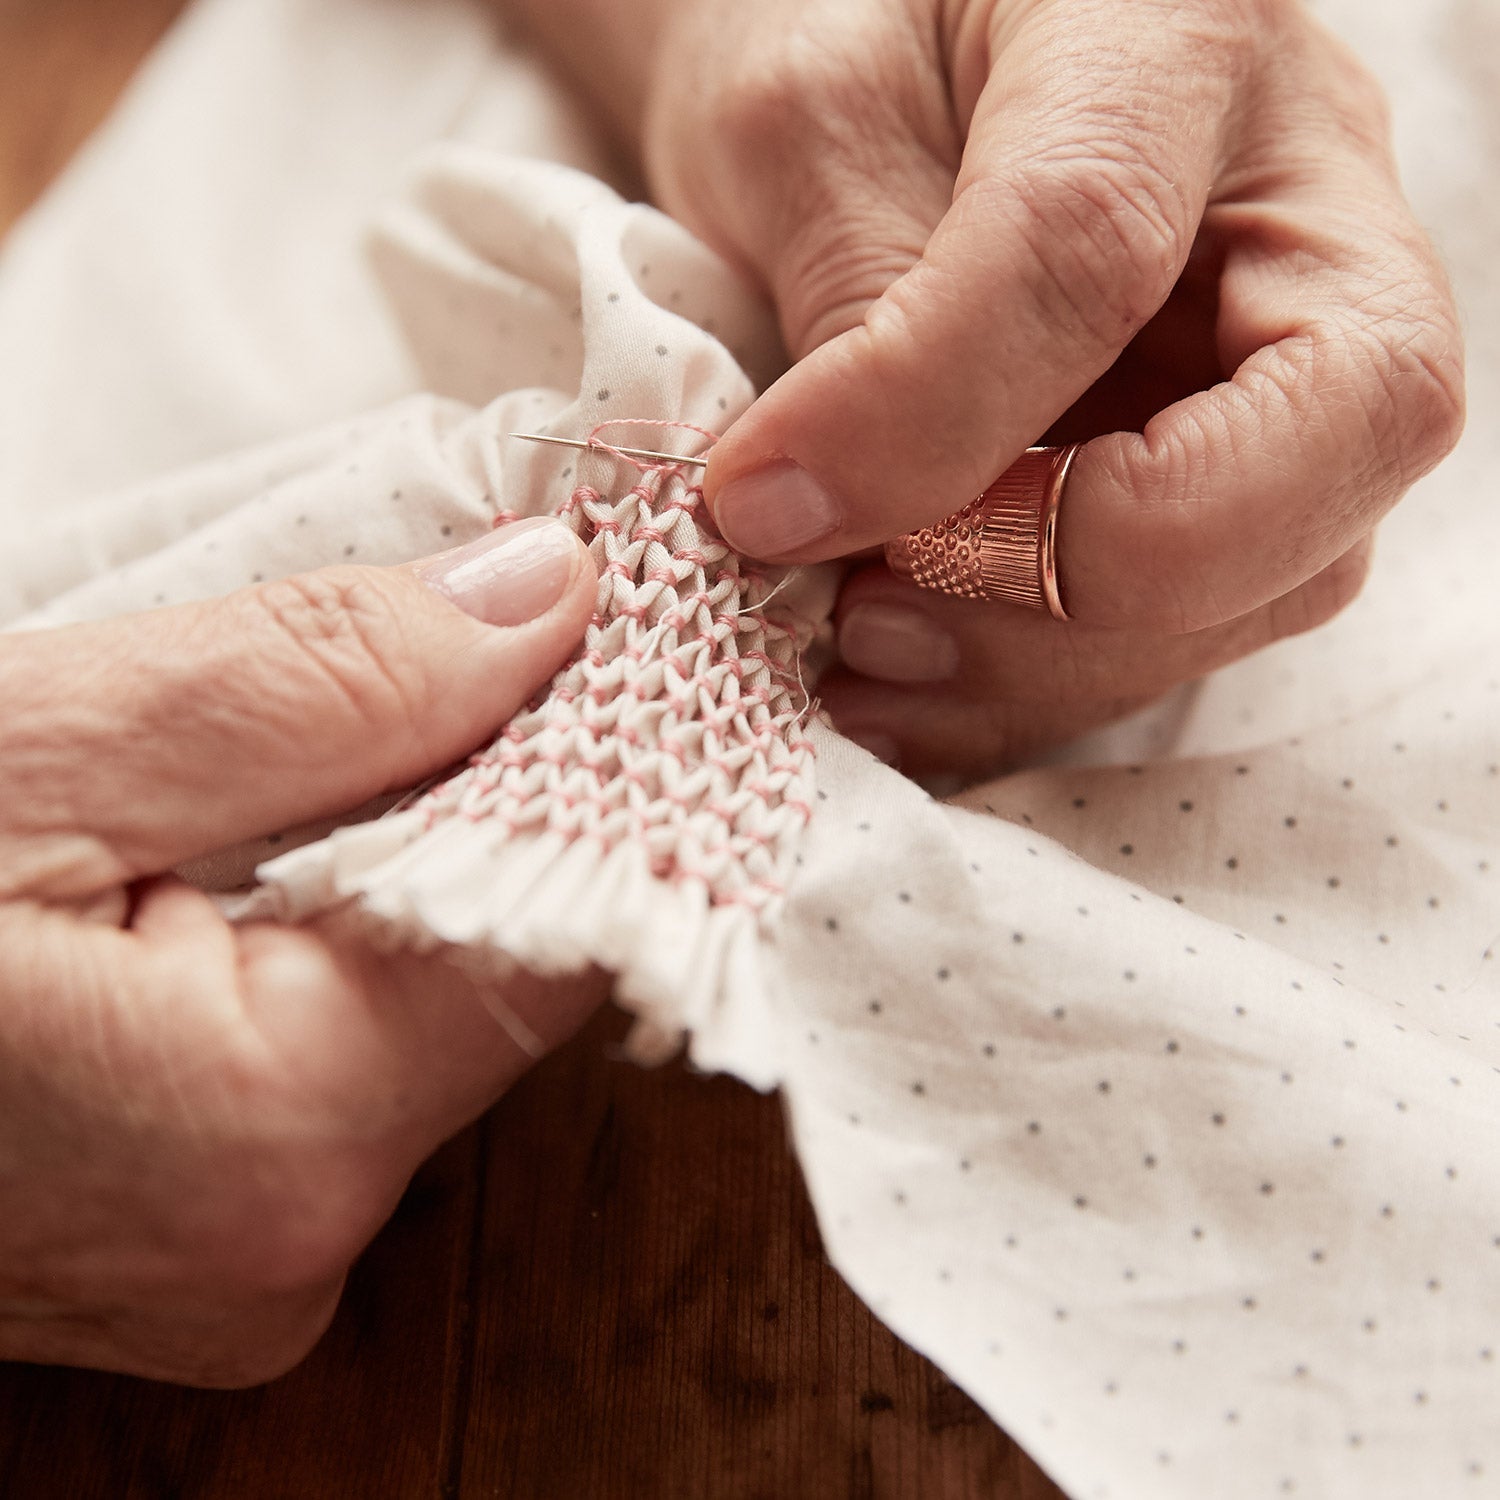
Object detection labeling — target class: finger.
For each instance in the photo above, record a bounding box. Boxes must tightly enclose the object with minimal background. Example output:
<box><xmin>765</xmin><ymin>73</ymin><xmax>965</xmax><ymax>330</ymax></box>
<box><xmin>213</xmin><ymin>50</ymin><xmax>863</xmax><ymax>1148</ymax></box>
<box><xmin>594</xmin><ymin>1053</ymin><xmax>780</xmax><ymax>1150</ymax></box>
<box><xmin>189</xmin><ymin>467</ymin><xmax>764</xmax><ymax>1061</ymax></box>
<box><xmin>1059</xmin><ymin>74</ymin><xmax>1464</xmax><ymax>630</ymax></box>
<box><xmin>138</xmin><ymin>871</ymin><xmax>605</xmax><ymax>1081</ymax></box>
<box><xmin>128</xmin><ymin>877</ymin><xmax>606</xmax><ymax>1127</ymax></box>
<box><xmin>693</xmin><ymin>14</ymin><xmax>957</xmax><ymax>363</ymax></box>
<box><xmin>648</xmin><ymin>0</ymin><xmax>960</xmax><ymax>364</ymax></box>
<box><xmin>129</xmin><ymin>875</ymin><xmax>241</xmax><ymax>950</ymax></box>
<box><xmin>0</xmin><ymin>873</ymin><xmax>605</xmax><ymax>1387</ymax></box>
<box><xmin>0</xmin><ymin>519</ymin><xmax>597</xmax><ymax>899</ymax></box>
<box><xmin>130</xmin><ymin>882</ymin><xmax>609</xmax><ymax>1128</ymax></box>
<box><xmin>704</xmin><ymin>0</ymin><xmax>1229</xmax><ymax>560</ymax></box>
<box><xmin>221</xmin><ymin>919</ymin><xmax>608</xmax><ymax>1140</ymax></box>
<box><xmin>836</xmin><ymin>541</ymin><xmax>1372</xmax><ymax>699</ymax></box>
<box><xmin>126</xmin><ymin>890</ymin><xmax>603</xmax><ymax>1320</ymax></box>
<box><xmin>824</xmin><ymin>540</ymin><xmax>1372</xmax><ymax>778</ymax></box>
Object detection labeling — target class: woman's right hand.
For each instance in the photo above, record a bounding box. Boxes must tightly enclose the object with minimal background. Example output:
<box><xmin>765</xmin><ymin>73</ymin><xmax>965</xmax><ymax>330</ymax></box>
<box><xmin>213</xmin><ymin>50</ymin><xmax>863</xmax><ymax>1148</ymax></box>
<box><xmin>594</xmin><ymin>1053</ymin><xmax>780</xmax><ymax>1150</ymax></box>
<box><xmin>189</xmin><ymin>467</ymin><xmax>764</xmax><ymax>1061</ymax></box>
<box><xmin>506</xmin><ymin>0</ymin><xmax>1463</xmax><ymax>776</ymax></box>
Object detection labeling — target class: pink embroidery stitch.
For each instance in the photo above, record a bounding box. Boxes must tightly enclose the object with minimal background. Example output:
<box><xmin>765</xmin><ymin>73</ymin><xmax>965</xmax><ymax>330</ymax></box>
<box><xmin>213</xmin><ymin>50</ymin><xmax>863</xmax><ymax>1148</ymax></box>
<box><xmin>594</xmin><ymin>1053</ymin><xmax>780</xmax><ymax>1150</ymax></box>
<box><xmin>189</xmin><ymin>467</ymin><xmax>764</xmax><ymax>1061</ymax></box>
<box><xmin>415</xmin><ymin>457</ymin><xmax>818</xmax><ymax>917</ymax></box>
<box><xmin>584</xmin><ymin>418</ymin><xmax>719</xmax><ymax>475</ymax></box>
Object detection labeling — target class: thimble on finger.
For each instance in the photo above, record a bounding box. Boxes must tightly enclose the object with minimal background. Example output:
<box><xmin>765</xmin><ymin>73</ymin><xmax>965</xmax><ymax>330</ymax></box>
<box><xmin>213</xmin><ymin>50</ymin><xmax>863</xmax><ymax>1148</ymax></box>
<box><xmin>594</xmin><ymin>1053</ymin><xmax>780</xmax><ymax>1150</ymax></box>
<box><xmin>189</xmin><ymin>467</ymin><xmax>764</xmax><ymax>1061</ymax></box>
<box><xmin>884</xmin><ymin>444</ymin><xmax>1080</xmax><ymax>620</ymax></box>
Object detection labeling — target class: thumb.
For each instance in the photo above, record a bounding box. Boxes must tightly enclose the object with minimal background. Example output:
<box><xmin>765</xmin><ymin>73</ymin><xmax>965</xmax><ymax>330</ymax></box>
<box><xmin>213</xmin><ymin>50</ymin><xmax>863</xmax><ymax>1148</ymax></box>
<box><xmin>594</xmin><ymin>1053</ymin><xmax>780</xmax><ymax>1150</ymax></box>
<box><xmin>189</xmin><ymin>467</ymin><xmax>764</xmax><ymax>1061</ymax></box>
<box><xmin>703</xmin><ymin>0</ymin><xmax>1216</xmax><ymax>568</ymax></box>
<box><xmin>0</xmin><ymin>518</ymin><xmax>596</xmax><ymax>898</ymax></box>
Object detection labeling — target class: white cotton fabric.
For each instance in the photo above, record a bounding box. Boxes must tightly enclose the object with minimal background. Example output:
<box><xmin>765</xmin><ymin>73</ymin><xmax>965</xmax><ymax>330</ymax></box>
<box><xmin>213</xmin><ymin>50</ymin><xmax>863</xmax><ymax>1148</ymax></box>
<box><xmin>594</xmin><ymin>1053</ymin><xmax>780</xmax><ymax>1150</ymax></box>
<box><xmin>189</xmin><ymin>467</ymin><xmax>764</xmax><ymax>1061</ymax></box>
<box><xmin>2</xmin><ymin>1</ymin><xmax>1498</xmax><ymax>1497</ymax></box>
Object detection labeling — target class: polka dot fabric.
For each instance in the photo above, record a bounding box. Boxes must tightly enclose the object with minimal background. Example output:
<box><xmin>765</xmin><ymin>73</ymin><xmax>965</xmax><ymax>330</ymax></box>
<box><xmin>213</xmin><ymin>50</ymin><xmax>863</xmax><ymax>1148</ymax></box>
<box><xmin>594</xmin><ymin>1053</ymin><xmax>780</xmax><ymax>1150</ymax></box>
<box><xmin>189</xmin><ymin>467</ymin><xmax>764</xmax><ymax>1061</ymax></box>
<box><xmin>5</xmin><ymin>1</ymin><xmax>1499</xmax><ymax>1495</ymax></box>
<box><xmin>762</xmin><ymin>4</ymin><xmax>1500</xmax><ymax>1489</ymax></box>
<box><xmin>14</xmin><ymin>151</ymin><xmax>834</xmax><ymax>1080</ymax></box>
<box><xmin>778</xmin><ymin>721</ymin><xmax>1500</xmax><ymax>1500</ymax></box>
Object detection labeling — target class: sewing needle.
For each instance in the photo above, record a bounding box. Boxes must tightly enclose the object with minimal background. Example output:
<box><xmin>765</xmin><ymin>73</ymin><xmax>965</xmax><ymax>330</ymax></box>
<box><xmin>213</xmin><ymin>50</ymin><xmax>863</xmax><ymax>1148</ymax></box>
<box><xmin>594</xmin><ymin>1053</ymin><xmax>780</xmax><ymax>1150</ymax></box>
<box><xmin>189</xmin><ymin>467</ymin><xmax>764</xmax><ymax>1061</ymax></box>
<box><xmin>508</xmin><ymin>432</ymin><xmax>711</xmax><ymax>469</ymax></box>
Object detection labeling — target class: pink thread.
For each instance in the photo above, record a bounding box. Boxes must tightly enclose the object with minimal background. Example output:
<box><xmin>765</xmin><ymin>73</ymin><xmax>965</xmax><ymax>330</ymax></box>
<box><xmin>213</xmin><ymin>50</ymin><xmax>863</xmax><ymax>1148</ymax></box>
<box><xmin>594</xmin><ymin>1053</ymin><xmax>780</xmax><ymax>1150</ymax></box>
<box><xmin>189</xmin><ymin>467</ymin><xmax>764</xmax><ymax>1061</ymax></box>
<box><xmin>584</xmin><ymin>419</ymin><xmax>720</xmax><ymax>475</ymax></box>
<box><xmin>407</xmin><ymin>438</ymin><xmax>819</xmax><ymax>927</ymax></box>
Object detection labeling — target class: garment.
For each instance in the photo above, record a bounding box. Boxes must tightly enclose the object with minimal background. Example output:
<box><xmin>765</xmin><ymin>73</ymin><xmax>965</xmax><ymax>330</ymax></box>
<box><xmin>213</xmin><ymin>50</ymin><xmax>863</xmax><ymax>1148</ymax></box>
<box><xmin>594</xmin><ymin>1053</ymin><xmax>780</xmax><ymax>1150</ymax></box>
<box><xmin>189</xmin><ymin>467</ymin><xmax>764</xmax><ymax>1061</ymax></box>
<box><xmin>4</xmin><ymin>1</ymin><xmax>1499</xmax><ymax>1496</ymax></box>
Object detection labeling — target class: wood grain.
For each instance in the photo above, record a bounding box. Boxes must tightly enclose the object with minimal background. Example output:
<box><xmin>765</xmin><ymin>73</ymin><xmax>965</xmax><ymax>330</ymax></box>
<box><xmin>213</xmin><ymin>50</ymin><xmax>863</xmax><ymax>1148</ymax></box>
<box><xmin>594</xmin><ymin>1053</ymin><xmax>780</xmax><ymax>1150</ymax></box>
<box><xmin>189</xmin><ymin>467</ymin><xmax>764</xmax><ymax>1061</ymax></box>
<box><xmin>455</xmin><ymin>1009</ymin><xmax>1061</xmax><ymax>1500</ymax></box>
<box><xmin>0</xmin><ymin>7</ymin><xmax>1067</xmax><ymax>1496</ymax></box>
<box><xmin>0</xmin><ymin>1128</ymin><xmax>482</xmax><ymax>1499</ymax></box>
<box><xmin>0</xmin><ymin>1011</ymin><xmax>1065</xmax><ymax>1498</ymax></box>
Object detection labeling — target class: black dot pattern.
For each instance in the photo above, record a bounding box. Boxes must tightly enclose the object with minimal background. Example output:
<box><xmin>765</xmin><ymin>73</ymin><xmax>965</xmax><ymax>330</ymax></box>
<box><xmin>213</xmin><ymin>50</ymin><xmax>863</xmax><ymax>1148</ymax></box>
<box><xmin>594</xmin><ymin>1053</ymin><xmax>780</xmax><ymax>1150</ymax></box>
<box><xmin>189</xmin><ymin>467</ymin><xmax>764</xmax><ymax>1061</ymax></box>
<box><xmin>8</xmin><ymin>50</ymin><xmax>1500</xmax><ymax>1499</ymax></box>
<box><xmin>779</xmin><ymin>687</ymin><xmax>1500</xmax><ymax>1499</ymax></box>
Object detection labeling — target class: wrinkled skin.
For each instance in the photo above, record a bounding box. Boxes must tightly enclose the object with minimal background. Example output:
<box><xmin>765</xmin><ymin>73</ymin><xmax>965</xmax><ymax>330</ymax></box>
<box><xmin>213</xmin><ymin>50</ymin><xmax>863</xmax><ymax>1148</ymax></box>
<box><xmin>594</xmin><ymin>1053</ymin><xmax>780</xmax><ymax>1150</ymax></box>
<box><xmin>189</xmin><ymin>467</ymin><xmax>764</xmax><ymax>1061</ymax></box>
<box><xmin>511</xmin><ymin>0</ymin><xmax>1465</xmax><ymax>775</ymax></box>
<box><xmin>1</xmin><ymin>0</ymin><xmax>1467</xmax><ymax>1387</ymax></box>
<box><xmin>0</xmin><ymin>537</ymin><xmax>605</xmax><ymax>1384</ymax></box>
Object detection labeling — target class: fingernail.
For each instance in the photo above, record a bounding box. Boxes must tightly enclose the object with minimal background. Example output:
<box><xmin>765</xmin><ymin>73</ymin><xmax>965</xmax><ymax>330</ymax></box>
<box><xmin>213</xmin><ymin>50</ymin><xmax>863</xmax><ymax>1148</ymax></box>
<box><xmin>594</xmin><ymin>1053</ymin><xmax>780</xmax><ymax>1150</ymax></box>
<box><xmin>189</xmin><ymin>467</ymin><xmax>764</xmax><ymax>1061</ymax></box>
<box><xmin>839</xmin><ymin>602</ymin><xmax>959</xmax><ymax>684</ymax></box>
<box><xmin>714</xmin><ymin>460</ymin><xmax>841</xmax><ymax>558</ymax></box>
<box><xmin>845</xmin><ymin>729</ymin><xmax>901</xmax><ymax>768</ymax></box>
<box><xmin>419</xmin><ymin>517</ymin><xmax>578</xmax><ymax>625</ymax></box>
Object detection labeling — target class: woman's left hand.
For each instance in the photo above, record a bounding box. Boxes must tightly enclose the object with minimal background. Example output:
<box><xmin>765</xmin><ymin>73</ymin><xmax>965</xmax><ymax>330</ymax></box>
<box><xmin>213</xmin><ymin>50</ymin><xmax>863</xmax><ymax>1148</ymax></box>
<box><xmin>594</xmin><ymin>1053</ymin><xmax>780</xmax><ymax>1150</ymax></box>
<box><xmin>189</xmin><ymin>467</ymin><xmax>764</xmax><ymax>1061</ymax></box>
<box><xmin>0</xmin><ymin>523</ymin><xmax>604</xmax><ymax>1385</ymax></box>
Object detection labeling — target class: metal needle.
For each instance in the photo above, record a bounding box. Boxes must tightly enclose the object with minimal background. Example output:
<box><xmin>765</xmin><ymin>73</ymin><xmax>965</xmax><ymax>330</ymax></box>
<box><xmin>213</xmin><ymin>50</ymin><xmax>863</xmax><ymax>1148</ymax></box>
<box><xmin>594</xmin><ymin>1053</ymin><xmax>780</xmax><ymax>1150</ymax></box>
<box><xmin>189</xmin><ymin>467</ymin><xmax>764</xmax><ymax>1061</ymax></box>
<box><xmin>508</xmin><ymin>432</ymin><xmax>711</xmax><ymax>469</ymax></box>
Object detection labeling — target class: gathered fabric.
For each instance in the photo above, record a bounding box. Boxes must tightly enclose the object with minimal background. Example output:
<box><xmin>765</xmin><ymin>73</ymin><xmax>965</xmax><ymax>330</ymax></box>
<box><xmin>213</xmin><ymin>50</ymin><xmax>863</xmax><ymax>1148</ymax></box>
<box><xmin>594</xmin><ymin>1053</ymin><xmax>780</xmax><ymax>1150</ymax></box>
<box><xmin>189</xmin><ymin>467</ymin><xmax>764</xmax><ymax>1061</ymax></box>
<box><xmin>5</xmin><ymin>1</ymin><xmax>1500</xmax><ymax>1496</ymax></box>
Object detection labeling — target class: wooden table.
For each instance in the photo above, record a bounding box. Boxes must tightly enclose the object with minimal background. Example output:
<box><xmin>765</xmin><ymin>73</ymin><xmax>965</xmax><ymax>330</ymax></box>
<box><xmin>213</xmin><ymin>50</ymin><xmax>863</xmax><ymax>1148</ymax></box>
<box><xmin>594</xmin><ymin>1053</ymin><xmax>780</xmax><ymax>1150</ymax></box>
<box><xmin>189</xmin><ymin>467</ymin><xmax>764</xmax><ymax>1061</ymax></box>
<box><xmin>0</xmin><ymin>5</ymin><xmax>1066</xmax><ymax>1494</ymax></box>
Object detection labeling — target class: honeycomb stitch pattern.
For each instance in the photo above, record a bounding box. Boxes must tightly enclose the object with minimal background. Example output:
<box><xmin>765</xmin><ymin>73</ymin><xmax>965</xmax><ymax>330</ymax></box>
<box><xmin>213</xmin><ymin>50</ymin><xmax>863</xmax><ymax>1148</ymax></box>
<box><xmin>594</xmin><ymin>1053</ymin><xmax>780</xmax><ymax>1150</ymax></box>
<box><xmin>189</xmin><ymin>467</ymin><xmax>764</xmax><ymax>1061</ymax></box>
<box><xmin>251</xmin><ymin>458</ymin><xmax>823</xmax><ymax>1084</ymax></box>
<box><xmin>426</xmin><ymin>471</ymin><xmax>818</xmax><ymax>918</ymax></box>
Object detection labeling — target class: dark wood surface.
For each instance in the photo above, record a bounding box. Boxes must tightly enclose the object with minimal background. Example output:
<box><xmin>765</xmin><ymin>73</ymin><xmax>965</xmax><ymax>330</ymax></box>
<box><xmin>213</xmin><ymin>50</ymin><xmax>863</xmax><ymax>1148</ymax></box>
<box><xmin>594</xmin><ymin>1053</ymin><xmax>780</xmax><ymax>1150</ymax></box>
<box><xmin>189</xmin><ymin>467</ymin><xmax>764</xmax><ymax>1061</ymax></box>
<box><xmin>0</xmin><ymin>7</ymin><xmax>1066</xmax><ymax>1496</ymax></box>
<box><xmin>0</xmin><ymin>1009</ymin><xmax>1064</xmax><ymax>1499</ymax></box>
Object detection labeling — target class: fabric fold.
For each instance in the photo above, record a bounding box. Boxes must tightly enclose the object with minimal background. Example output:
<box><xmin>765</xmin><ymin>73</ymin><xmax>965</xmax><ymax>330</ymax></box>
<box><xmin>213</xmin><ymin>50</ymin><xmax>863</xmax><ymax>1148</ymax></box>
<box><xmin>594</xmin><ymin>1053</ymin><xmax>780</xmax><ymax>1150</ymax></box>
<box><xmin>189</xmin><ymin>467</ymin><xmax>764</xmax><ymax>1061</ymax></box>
<box><xmin>6</xmin><ymin>3</ymin><xmax>1500</xmax><ymax>1495</ymax></box>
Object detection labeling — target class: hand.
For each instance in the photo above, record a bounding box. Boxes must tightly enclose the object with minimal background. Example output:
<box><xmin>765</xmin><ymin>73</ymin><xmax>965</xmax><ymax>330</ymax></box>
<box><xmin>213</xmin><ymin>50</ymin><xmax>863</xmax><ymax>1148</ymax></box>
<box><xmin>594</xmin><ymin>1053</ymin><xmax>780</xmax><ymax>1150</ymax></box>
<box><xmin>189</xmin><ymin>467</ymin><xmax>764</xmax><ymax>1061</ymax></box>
<box><xmin>0</xmin><ymin>519</ymin><xmax>603</xmax><ymax>1386</ymax></box>
<box><xmin>514</xmin><ymin>0</ymin><xmax>1464</xmax><ymax>775</ymax></box>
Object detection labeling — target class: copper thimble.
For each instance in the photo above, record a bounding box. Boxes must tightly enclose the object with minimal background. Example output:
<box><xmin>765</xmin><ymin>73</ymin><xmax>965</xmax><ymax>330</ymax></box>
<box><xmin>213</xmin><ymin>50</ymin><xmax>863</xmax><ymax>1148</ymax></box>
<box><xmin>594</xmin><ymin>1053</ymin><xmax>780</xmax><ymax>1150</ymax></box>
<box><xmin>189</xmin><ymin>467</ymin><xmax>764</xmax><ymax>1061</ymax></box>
<box><xmin>883</xmin><ymin>444</ymin><xmax>1080</xmax><ymax>620</ymax></box>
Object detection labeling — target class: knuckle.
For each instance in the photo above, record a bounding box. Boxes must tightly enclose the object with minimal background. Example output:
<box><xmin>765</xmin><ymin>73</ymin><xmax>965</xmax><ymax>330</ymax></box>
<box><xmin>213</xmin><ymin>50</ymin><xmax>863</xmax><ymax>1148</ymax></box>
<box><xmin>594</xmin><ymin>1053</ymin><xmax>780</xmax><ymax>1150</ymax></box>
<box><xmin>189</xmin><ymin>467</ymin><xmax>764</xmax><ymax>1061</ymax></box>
<box><xmin>1004</xmin><ymin>144</ymin><xmax>1194</xmax><ymax>349</ymax></box>
<box><xmin>1324</xmin><ymin>276</ymin><xmax>1467</xmax><ymax>493</ymax></box>
<box><xmin>174</xmin><ymin>1288</ymin><xmax>343</xmax><ymax>1389</ymax></box>
<box><xmin>776</xmin><ymin>222</ymin><xmax>925</xmax><ymax>354</ymax></box>
<box><xmin>210</xmin><ymin>1158</ymin><xmax>388</xmax><ymax>1299</ymax></box>
<box><xmin>1243</xmin><ymin>3</ymin><xmax>1394</xmax><ymax>158</ymax></box>
<box><xmin>1339</xmin><ymin>57</ymin><xmax>1394</xmax><ymax>146</ymax></box>
<box><xmin>1270</xmin><ymin>542</ymin><xmax>1374</xmax><ymax>641</ymax></box>
<box><xmin>247</xmin><ymin>570</ymin><xmax>426</xmax><ymax>738</ymax></box>
<box><xmin>707</xmin><ymin>28</ymin><xmax>866</xmax><ymax>173</ymax></box>
<box><xmin>1375</xmin><ymin>311</ymin><xmax>1467</xmax><ymax>478</ymax></box>
<box><xmin>694</xmin><ymin>16</ymin><xmax>952</xmax><ymax>273</ymax></box>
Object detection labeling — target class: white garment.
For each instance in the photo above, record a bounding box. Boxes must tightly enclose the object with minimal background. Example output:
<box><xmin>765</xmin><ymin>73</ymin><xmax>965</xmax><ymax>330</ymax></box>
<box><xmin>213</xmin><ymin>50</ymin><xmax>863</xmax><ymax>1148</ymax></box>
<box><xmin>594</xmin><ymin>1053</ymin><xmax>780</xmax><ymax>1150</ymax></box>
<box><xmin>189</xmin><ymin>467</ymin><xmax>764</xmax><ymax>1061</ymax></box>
<box><xmin>3</xmin><ymin>2</ymin><xmax>1498</xmax><ymax>1497</ymax></box>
